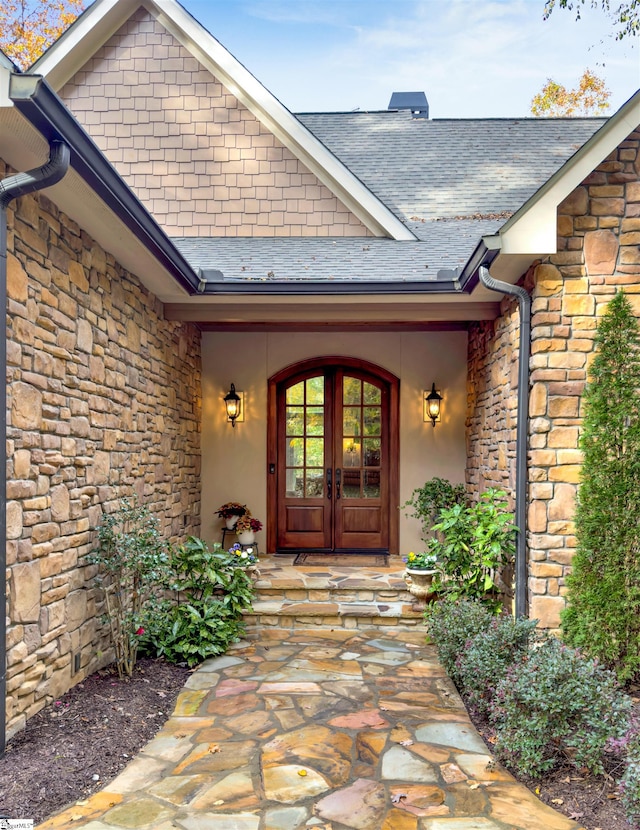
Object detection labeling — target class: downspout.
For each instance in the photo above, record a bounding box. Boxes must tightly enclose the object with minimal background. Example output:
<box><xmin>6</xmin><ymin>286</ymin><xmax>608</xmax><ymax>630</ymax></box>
<box><xmin>479</xmin><ymin>265</ymin><xmax>531</xmax><ymax>619</ymax></box>
<box><xmin>0</xmin><ymin>140</ymin><xmax>70</xmax><ymax>758</ymax></box>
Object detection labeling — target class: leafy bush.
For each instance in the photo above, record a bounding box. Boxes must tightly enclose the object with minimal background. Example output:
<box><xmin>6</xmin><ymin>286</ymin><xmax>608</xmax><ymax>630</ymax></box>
<box><xmin>620</xmin><ymin>719</ymin><xmax>640</xmax><ymax>825</ymax></box>
<box><xmin>562</xmin><ymin>290</ymin><xmax>640</xmax><ymax>682</ymax></box>
<box><xmin>455</xmin><ymin>614</ymin><xmax>540</xmax><ymax>715</ymax></box>
<box><xmin>403</xmin><ymin>477</ymin><xmax>467</xmax><ymax>546</ymax></box>
<box><xmin>140</xmin><ymin>537</ymin><xmax>255</xmax><ymax>667</ymax></box>
<box><xmin>429</xmin><ymin>488</ymin><xmax>516</xmax><ymax>609</ymax></box>
<box><xmin>91</xmin><ymin>498</ymin><xmax>171</xmax><ymax>678</ymax></box>
<box><xmin>423</xmin><ymin>599</ymin><xmax>494</xmax><ymax>684</ymax></box>
<box><xmin>491</xmin><ymin>638</ymin><xmax>631</xmax><ymax>778</ymax></box>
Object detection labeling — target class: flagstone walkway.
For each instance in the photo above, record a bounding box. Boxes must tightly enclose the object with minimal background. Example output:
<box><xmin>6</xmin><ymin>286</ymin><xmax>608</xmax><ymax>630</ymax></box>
<box><xmin>38</xmin><ymin>627</ymin><xmax>584</xmax><ymax>830</ymax></box>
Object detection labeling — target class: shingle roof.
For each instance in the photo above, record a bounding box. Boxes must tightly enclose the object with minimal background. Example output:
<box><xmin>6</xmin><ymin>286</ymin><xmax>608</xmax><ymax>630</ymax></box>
<box><xmin>174</xmin><ymin>111</ymin><xmax>605</xmax><ymax>285</ymax></box>
<box><xmin>174</xmin><ymin>218</ymin><xmax>501</xmax><ymax>283</ymax></box>
<box><xmin>298</xmin><ymin>111</ymin><xmax>604</xmax><ymax>227</ymax></box>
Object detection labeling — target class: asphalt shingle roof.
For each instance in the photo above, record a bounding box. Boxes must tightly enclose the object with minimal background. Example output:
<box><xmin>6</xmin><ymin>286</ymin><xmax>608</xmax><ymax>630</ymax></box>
<box><xmin>174</xmin><ymin>110</ymin><xmax>605</xmax><ymax>285</ymax></box>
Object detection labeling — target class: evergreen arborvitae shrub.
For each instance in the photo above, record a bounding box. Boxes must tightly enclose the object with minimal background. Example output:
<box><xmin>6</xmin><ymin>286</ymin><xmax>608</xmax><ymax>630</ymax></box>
<box><xmin>562</xmin><ymin>289</ymin><xmax>640</xmax><ymax>681</ymax></box>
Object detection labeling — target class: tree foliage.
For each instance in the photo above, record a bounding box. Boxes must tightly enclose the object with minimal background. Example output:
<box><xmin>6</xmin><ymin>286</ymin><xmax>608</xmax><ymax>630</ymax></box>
<box><xmin>562</xmin><ymin>290</ymin><xmax>640</xmax><ymax>681</ymax></box>
<box><xmin>544</xmin><ymin>0</ymin><xmax>640</xmax><ymax>39</ymax></box>
<box><xmin>0</xmin><ymin>0</ymin><xmax>84</xmax><ymax>70</ymax></box>
<box><xmin>531</xmin><ymin>69</ymin><xmax>611</xmax><ymax>116</ymax></box>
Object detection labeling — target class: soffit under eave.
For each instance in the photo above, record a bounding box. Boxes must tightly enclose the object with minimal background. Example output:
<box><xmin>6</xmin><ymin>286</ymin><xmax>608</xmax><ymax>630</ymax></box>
<box><xmin>33</xmin><ymin>0</ymin><xmax>415</xmax><ymax>241</ymax></box>
<box><xmin>163</xmin><ymin>295</ymin><xmax>502</xmax><ymax>325</ymax></box>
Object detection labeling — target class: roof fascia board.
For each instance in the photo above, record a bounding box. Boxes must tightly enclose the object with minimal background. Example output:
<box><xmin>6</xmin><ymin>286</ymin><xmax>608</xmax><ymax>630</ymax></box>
<box><xmin>9</xmin><ymin>72</ymin><xmax>201</xmax><ymax>295</ymax></box>
<box><xmin>34</xmin><ymin>0</ymin><xmax>415</xmax><ymax>241</ymax></box>
<box><xmin>198</xmin><ymin>279</ymin><xmax>460</xmax><ymax>296</ymax></box>
<box><xmin>498</xmin><ymin>92</ymin><xmax>640</xmax><ymax>256</ymax></box>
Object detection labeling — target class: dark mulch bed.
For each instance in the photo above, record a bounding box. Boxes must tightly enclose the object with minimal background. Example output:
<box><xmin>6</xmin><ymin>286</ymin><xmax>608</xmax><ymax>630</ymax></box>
<box><xmin>0</xmin><ymin>657</ymin><xmax>636</xmax><ymax>828</ymax></box>
<box><xmin>0</xmin><ymin>658</ymin><xmax>190</xmax><ymax>824</ymax></box>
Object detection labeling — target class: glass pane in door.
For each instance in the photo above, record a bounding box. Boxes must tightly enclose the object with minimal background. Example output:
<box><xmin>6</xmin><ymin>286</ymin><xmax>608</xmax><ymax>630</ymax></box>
<box><xmin>284</xmin><ymin>377</ymin><xmax>325</xmax><ymax>498</ymax></box>
<box><xmin>342</xmin><ymin>376</ymin><xmax>382</xmax><ymax>499</ymax></box>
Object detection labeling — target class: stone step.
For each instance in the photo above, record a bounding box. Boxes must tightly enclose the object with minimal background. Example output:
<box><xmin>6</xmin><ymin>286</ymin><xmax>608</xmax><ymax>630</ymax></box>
<box><xmin>243</xmin><ymin>554</ymin><xmax>428</xmax><ymax>632</ymax></box>
<box><xmin>243</xmin><ymin>597</ymin><xmax>427</xmax><ymax>632</ymax></box>
<box><xmin>254</xmin><ymin>585</ymin><xmax>416</xmax><ymax>604</ymax></box>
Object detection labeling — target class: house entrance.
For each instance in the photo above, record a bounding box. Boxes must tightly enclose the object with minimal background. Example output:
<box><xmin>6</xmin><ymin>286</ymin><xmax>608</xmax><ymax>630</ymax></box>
<box><xmin>268</xmin><ymin>357</ymin><xmax>399</xmax><ymax>555</ymax></box>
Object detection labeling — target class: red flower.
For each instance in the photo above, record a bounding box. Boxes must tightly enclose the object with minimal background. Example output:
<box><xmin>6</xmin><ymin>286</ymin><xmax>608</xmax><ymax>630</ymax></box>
<box><xmin>136</xmin><ymin>627</ymin><xmax>145</xmax><ymax>636</ymax></box>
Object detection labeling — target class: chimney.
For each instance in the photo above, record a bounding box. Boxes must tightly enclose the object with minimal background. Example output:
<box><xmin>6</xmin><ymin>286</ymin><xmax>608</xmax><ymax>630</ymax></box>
<box><xmin>388</xmin><ymin>91</ymin><xmax>429</xmax><ymax>119</ymax></box>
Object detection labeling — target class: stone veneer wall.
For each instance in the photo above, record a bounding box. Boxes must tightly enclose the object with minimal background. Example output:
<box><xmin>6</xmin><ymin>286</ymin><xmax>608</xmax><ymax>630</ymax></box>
<box><xmin>466</xmin><ymin>126</ymin><xmax>640</xmax><ymax>629</ymax></box>
<box><xmin>59</xmin><ymin>9</ymin><xmax>371</xmax><ymax>239</ymax></box>
<box><xmin>4</xmin><ymin>157</ymin><xmax>202</xmax><ymax>738</ymax></box>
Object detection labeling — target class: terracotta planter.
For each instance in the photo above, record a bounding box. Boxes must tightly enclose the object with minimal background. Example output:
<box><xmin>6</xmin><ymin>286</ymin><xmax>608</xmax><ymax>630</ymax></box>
<box><xmin>403</xmin><ymin>567</ymin><xmax>437</xmax><ymax>601</ymax></box>
<box><xmin>225</xmin><ymin>516</ymin><xmax>239</xmax><ymax>529</ymax></box>
<box><xmin>237</xmin><ymin>530</ymin><xmax>256</xmax><ymax>545</ymax></box>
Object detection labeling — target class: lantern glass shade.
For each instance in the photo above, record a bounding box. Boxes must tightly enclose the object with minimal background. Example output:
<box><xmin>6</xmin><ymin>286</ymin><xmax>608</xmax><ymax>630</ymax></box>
<box><xmin>424</xmin><ymin>383</ymin><xmax>442</xmax><ymax>427</ymax></box>
<box><xmin>224</xmin><ymin>383</ymin><xmax>242</xmax><ymax>427</ymax></box>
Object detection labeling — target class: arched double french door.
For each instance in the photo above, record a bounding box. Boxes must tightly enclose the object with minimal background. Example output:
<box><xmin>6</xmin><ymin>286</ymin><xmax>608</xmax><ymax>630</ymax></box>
<box><xmin>267</xmin><ymin>357</ymin><xmax>399</xmax><ymax>555</ymax></box>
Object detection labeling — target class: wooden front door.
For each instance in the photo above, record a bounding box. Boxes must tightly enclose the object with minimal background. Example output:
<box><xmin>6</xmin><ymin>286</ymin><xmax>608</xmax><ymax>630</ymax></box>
<box><xmin>268</xmin><ymin>358</ymin><xmax>399</xmax><ymax>554</ymax></box>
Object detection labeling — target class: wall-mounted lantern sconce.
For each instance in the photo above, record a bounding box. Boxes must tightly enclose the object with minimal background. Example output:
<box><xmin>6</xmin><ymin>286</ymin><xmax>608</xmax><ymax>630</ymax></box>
<box><xmin>224</xmin><ymin>383</ymin><xmax>244</xmax><ymax>427</ymax></box>
<box><xmin>424</xmin><ymin>383</ymin><xmax>442</xmax><ymax>427</ymax></box>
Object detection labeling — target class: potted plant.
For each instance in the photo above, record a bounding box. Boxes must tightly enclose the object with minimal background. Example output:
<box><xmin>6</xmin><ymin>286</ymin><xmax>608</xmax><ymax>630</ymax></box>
<box><xmin>403</xmin><ymin>550</ymin><xmax>438</xmax><ymax>601</ymax></box>
<box><xmin>215</xmin><ymin>502</ymin><xmax>248</xmax><ymax>529</ymax></box>
<box><xmin>235</xmin><ymin>515</ymin><xmax>263</xmax><ymax>545</ymax></box>
<box><xmin>228</xmin><ymin>542</ymin><xmax>260</xmax><ymax>576</ymax></box>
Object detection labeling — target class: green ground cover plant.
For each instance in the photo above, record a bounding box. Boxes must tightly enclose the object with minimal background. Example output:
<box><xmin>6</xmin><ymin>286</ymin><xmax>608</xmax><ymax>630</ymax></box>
<box><xmin>491</xmin><ymin>638</ymin><xmax>630</xmax><ymax>777</ymax></box>
<box><xmin>562</xmin><ymin>289</ymin><xmax>640</xmax><ymax>682</ymax></box>
<box><xmin>426</xmin><ymin>598</ymin><xmax>633</xmax><ymax>821</ymax></box>
<box><xmin>140</xmin><ymin>537</ymin><xmax>255</xmax><ymax>667</ymax></box>
<box><xmin>620</xmin><ymin>719</ymin><xmax>640</xmax><ymax>823</ymax></box>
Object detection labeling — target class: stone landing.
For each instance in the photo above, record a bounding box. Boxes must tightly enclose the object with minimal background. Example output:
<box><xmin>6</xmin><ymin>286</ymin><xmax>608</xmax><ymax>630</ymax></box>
<box><xmin>244</xmin><ymin>555</ymin><xmax>426</xmax><ymax>631</ymax></box>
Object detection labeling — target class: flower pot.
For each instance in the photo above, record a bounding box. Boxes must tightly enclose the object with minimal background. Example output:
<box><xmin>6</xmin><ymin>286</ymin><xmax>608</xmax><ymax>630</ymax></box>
<box><xmin>225</xmin><ymin>516</ymin><xmax>239</xmax><ymax>529</ymax></box>
<box><xmin>237</xmin><ymin>530</ymin><xmax>255</xmax><ymax>545</ymax></box>
<box><xmin>403</xmin><ymin>567</ymin><xmax>437</xmax><ymax>601</ymax></box>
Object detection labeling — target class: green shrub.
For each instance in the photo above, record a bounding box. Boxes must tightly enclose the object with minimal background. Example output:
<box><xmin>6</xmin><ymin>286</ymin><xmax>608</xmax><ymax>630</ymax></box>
<box><xmin>429</xmin><ymin>488</ymin><xmax>516</xmax><ymax>609</ymax></box>
<box><xmin>91</xmin><ymin>498</ymin><xmax>171</xmax><ymax>678</ymax></box>
<box><xmin>456</xmin><ymin>614</ymin><xmax>541</xmax><ymax>715</ymax></box>
<box><xmin>423</xmin><ymin>599</ymin><xmax>494</xmax><ymax>684</ymax></box>
<box><xmin>491</xmin><ymin>638</ymin><xmax>630</xmax><ymax>777</ymax></box>
<box><xmin>140</xmin><ymin>537</ymin><xmax>255</xmax><ymax>667</ymax></box>
<box><xmin>620</xmin><ymin>719</ymin><xmax>640</xmax><ymax>824</ymax></box>
<box><xmin>562</xmin><ymin>290</ymin><xmax>640</xmax><ymax>682</ymax></box>
<box><xmin>403</xmin><ymin>477</ymin><xmax>467</xmax><ymax>546</ymax></box>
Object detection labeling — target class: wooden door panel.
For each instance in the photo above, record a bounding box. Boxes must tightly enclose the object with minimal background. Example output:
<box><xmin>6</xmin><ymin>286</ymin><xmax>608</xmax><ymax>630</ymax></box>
<box><xmin>286</xmin><ymin>505</ymin><xmax>325</xmax><ymax>532</ymax></box>
<box><xmin>341</xmin><ymin>506</ymin><xmax>381</xmax><ymax>532</ymax></box>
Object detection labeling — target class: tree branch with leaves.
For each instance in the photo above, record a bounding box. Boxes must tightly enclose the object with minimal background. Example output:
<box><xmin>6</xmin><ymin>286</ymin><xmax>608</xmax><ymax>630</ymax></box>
<box><xmin>0</xmin><ymin>0</ymin><xmax>84</xmax><ymax>70</ymax></box>
<box><xmin>544</xmin><ymin>0</ymin><xmax>639</xmax><ymax>39</ymax></box>
<box><xmin>531</xmin><ymin>68</ymin><xmax>611</xmax><ymax>116</ymax></box>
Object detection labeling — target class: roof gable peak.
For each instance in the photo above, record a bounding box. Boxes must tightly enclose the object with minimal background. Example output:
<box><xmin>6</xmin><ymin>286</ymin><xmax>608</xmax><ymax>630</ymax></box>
<box><xmin>32</xmin><ymin>0</ymin><xmax>415</xmax><ymax>240</ymax></box>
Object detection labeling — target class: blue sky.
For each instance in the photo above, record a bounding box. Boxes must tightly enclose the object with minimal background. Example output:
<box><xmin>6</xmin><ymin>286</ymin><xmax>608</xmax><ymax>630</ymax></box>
<box><xmin>180</xmin><ymin>0</ymin><xmax>639</xmax><ymax>118</ymax></box>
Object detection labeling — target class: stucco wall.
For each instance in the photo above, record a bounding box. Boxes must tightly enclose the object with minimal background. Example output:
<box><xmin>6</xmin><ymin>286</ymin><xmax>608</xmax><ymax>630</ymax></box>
<box><xmin>4</xmin><ymin>159</ymin><xmax>202</xmax><ymax>738</ymax></box>
<box><xmin>59</xmin><ymin>8</ymin><xmax>371</xmax><ymax>239</ymax></box>
<box><xmin>201</xmin><ymin>330</ymin><xmax>468</xmax><ymax>555</ymax></box>
<box><xmin>466</xmin><ymin>125</ymin><xmax>640</xmax><ymax>628</ymax></box>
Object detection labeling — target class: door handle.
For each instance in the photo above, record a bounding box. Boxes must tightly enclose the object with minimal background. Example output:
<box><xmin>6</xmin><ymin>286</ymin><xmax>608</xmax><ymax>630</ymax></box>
<box><xmin>336</xmin><ymin>468</ymin><xmax>341</xmax><ymax>500</ymax></box>
<box><xmin>326</xmin><ymin>468</ymin><xmax>332</xmax><ymax>499</ymax></box>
